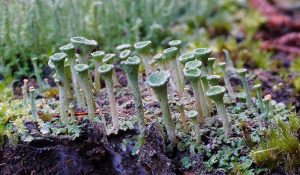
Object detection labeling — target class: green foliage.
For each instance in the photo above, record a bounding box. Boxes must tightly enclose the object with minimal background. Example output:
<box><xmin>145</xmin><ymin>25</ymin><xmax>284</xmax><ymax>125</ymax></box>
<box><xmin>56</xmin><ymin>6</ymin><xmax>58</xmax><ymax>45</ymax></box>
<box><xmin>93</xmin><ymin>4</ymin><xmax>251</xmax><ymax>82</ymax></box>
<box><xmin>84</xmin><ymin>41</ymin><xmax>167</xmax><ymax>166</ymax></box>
<box><xmin>251</xmin><ymin>115</ymin><xmax>300</xmax><ymax>173</ymax></box>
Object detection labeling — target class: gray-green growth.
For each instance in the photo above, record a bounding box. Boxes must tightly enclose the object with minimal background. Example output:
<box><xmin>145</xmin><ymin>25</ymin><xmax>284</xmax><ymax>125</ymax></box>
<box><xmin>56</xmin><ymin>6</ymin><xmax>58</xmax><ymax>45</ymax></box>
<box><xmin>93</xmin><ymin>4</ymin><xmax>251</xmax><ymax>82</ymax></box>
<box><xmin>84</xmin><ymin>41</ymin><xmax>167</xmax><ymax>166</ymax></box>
<box><xmin>121</xmin><ymin>56</ymin><xmax>145</xmax><ymax>134</ymax></box>
<box><xmin>29</xmin><ymin>86</ymin><xmax>38</xmax><ymax>119</ymax></box>
<box><xmin>31</xmin><ymin>57</ymin><xmax>44</xmax><ymax>90</ymax></box>
<box><xmin>253</xmin><ymin>84</ymin><xmax>264</xmax><ymax>113</ymax></box>
<box><xmin>207</xmin><ymin>86</ymin><xmax>230</xmax><ymax>137</ymax></box>
<box><xmin>219</xmin><ymin>62</ymin><xmax>236</xmax><ymax>103</ymax></box>
<box><xmin>50</xmin><ymin>52</ymin><xmax>69</xmax><ymax>124</ymax></box>
<box><xmin>75</xmin><ymin>64</ymin><xmax>96</xmax><ymax>122</ymax></box>
<box><xmin>237</xmin><ymin>68</ymin><xmax>251</xmax><ymax>107</ymax></box>
<box><xmin>146</xmin><ymin>71</ymin><xmax>178</xmax><ymax>147</ymax></box>
<box><xmin>91</xmin><ymin>51</ymin><xmax>106</xmax><ymax>93</ymax></box>
<box><xmin>187</xmin><ymin>110</ymin><xmax>201</xmax><ymax>144</ymax></box>
<box><xmin>183</xmin><ymin>67</ymin><xmax>206</xmax><ymax>124</ymax></box>
<box><xmin>207</xmin><ymin>75</ymin><xmax>221</xmax><ymax>86</ymax></box>
<box><xmin>99</xmin><ymin>64</ymin><xmax>120</xmax><ymax>131</ymax></box>
<box><xmin>60</xmin><ymin>43</ymin><xmax>85</xmax><ymax>108</ymax></box>
<box><xmin>134</xmin><ymin>40</ymin><xmax>153</xmax><ymax>75</ymax></box>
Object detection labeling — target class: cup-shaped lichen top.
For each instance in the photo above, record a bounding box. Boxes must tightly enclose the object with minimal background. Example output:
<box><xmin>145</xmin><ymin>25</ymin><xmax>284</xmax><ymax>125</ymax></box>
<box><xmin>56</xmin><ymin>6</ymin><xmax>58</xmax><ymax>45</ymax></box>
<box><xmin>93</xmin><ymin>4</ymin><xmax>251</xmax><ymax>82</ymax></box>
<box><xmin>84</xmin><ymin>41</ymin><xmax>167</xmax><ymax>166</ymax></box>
<box><xmin>70</xmin><ymin>36</ymin><xmax>98</xmax><ymax>54</ymax></box>
<box><xmin>119</xmin><ymin>49</ymin><xmax>131</xmax><ymax>60</ymax></box>
<box><xmin>50</xmin><ymin>53</ymin><xmax>68</xmax><ymax>65</ymax></box>
<box><xmin>219</xmin><ymin>62</ymin><xmax>226</xmax><ymax>71</ymax></box>
<box><xmin>153</xmin><ymin>53</ymin><xmax>164</xmax><ymax>64</ymax></box>
<box><xmin>206</xmin><ymin>86</ymin><xmax>225</xmax><ymax>103</ymax></box>
<box><xmin>59</xmin><ymin>43</ymin><xmax>75</xmax><ymax>57</ymax></box>
<box><xmin>194</xmin><ymin>48</ymin><xmax>212</xmax><ymax>66</ymax></box>
<box><xmin>116</xmin><ymin>43</ymin><xmax>131</xmax><ymax>51</ymax></box>
<box><xmin>146</xmin><ymin>71</ymin><xmax>170</xmax><ymax>88</ymax></box>
<box><xmin>253</xmin><ymin>84</ymin><xmax>262</xmax><ymax>91</ymax></box>
<box><xmin>183</xmin><ymin>67</ymin><xmax>201</xmax><ymax>81</ymax></box>
<box><xmin>208</xmin><ymin>57</ymin><xmax>216</xmax><ymax>66</ymax></box>
<box><xmin>187</xmin><ymin>110</ymin><xmax>198</xmax><ymax>120</ymax></box>
<box><xmin>103</xmin><ymin>53</ymin><xmax>116</xmax><ymax>64</ymax></box>
<box><xmin>134</xmin><ymin>40</ymin><xmax>152</xmax><ymax>54</ymax></box>
<box><xmin>179</xmin><ymin>52</ymin><xmax>195</xmax><ymax>65</ymax></box>
<box><xmin>31</xmin><ymin>57</ymin><xmax>38</xmax><ymax>62</ymax></box>
<box><xmin>168</xmin><ymin>40</ymin><xmax>182</xmax><ymax>48</ymax></box>
<box><xmin>74</xmin><ymin>63</ymin><xmax>89</xmax><ymax>74</ymax></box>
<box><xmin>163</xmin><ymin>47</ymin><xmax>179</xmax><ymax>61</ymax></box>
<box><xmin>70</xmin><ymin>36</ymin><xmax>88</xmax><ymax>50</ymax></box>
<box><xmin>207</xmin><ymin>75</ymin><xmax>221</xmax><ymax>86</ymax></box>
<box><xmin>98</xmin><ymin>64</ymin><xmax>114</xmax><ymax>79</ymax></box>
<box><xmin>121</xmin><ymin>55</ymin><xmax>140</xmax><ymax>67</ymax></box>
<box><xmin>237</xmin><ymin>68</ymin><xmax>247</xmax><ymax>77</ymax></box>
<box><xmin>185</xmin><ymin>60</ymin><xmax>202</xmax><ymax>69</ymax></box>
<box><xmin>91</xmin><ymin>51</ymin><xmax>105</xmax><ymax>61</ymax></box>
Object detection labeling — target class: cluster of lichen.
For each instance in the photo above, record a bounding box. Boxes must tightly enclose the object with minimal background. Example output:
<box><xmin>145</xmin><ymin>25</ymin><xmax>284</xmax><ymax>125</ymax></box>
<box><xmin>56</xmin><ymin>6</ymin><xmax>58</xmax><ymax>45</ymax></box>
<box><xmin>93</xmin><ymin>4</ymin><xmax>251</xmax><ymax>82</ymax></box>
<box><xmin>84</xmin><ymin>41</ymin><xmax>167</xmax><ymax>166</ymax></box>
<box><xmin>22</xmin><ymin>37</ymin><xmax>281</xmax><ymax>150</ymax></box>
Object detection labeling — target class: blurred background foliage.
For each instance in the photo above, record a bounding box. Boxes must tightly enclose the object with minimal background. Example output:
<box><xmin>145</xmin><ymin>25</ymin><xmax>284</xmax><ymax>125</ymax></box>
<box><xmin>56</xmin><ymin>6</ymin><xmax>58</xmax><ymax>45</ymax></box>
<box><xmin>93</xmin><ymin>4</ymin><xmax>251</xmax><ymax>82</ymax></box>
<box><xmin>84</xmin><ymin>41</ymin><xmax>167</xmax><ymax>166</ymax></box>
<box><xmin>0</xmin><ymin>0</ymin><xmax>257</xmax><ymax>79</ymax></box>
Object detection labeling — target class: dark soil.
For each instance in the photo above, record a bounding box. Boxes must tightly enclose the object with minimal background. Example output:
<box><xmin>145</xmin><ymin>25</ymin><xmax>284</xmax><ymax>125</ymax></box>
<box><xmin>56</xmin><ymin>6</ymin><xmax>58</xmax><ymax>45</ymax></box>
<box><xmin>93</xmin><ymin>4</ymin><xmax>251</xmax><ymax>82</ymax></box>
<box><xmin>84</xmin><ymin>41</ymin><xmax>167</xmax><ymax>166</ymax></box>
<box><xmin>0</xmin><ymin>122</ymin><xmax>178</xmax><ymax>175</ymax></box>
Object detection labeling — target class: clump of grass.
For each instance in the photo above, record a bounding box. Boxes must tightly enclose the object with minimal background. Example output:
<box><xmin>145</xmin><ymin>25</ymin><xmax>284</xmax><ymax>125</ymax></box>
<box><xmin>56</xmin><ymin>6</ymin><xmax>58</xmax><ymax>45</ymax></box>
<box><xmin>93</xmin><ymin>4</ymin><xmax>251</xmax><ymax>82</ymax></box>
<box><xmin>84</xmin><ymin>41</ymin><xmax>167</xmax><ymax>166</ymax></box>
<box><xmin>251</xmin><ymin>116</ymin><xmax>300</xmax><ymax>173</ymax></box>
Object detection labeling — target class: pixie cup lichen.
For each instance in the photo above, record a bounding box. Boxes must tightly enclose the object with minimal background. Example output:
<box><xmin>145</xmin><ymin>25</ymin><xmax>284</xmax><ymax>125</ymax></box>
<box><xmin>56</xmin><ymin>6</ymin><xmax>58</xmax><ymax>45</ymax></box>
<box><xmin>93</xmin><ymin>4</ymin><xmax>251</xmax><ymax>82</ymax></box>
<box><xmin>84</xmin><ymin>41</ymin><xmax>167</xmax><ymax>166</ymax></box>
<box><xmin>99</xmin><ymin>64</ymin><xmax>120</xmax><ymax>132</ymax></box>
<box><xmin>187</xmin><ymin>110</ymin><xmax>201</xmax><ymax>144</ymax></box>
<box><xmin>179</xmin><ymin>52</ymin><xmax>195</xmax><ymax>65</ymax></box>
<box><xmin>31</xmin><ymin>57</ymin><xmax>44</xmax><ymax>90</ymax></box>
<box><xmin>70</xmin><ymin>36</ymin><xmax>98</xmax><ymax>64</ymax></box>
<box><xmin>207</xmin><ymin>57</ymin><xmax>216</xmax><ymax>75</ymax></box>
<box><xmin>59</xmin><ymin>43</ymin><xmax>85</xmax><ymax>108</ymax></box>
<box><xmin>184</xmin><ymin>59</ymin><xmax>202</xmax><ymax>69</ymax></box>
<box><xmin>207</xmin><ymin>75</ymin><xmax>221</xmax><ymax>86</ymax></box>
<box><xmin>75</xmin><ymin>64</ymin><xmax>96</xmax><ymax>122</ymax></box>
<box><xmin>119</xmin><ymin>49</ymin><xmax>131</xmax><ymax>60</ymax></box>
<box><xmin>183</xmin><ymin>67</ymin><xmax>207</xmax><ymax>124</ymax></box>
<box><xmin>103</xmin><ymin>53</ymin><xmax>120</xmax><ymax>87</ymax></box>
<box><xmin>134</xmin><ymin>40</ymin><xmax>153</xmax><ymax>75</ymax></box>
<box><xmin>50</xmin><ymin>52</ymin><xmax>69</xmax><ymax>124</ymax></box>
<box><xmin>206</xmin><ymin>86</ymin><xmax>230</xmax><ymax>137</ymax></box>
<box><xmin>163</xmin><ymin>47</ymin><xmax>188</xmax><ymax>132</ymax></box>
<box><xmin>219</xmin><ymin>62</ymin><xmax>236</xmax><ymax>103</ymax></box>
<box><xmin>91</xmin><ymin>51</ymin><xmax>106</xmax><ymax>93</ymax></box>
<box><xmin>146</xmin><ymin>71</ymin><xmax>178</xmax><ymax>147</ymax></box>
<box><xmin>29</xmin><ymin>86</ymin><xmax>38</xmax><ymax>119</ymax></box>
<box><xmin>194</xmin><ymin>48</ymin><xmax>212</xmax><ymax>67</ymax></box>
<box><xmin>237</xmin><ymin>68</ymin><xmax>252</xmax><ymax>107</ymax></box>
<box><xmin>116</xmin><ymin>43</ymin><xmax>131</xmax><ymax>51</ymax></box>
<box><xmin>121</xmin><ymin>56</ymin><xmax>145</xmax><ymax>134</ymax></box>
<box><xmin>253</xmin><ymin>84</ymin><xmax>264</xmax><ymax>113</ymax></box>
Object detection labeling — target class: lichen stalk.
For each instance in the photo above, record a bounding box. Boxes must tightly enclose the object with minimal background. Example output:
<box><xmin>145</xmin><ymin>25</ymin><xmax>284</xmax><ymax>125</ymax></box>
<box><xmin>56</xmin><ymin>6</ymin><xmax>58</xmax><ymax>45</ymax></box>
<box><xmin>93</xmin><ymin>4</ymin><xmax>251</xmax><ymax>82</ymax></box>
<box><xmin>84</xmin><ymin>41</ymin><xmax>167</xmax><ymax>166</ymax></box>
<box><xmin>60</xmin><ymin>43</ymin><xmax>85</xmax><ymax>108</ymax></box>
<box><xmin>253</xmin><ymin>84</ymin><xmax>263</xmax><ymax>113</ymax></box>
<box><xmin>237</xmin><ymin>68</ymin><xmax>252</xmax><ymax>108</ymax></box>
<box><xmin>31</xmin><ymin>57</ymin><xmax>44</xmax><ymax>90</ymax></box>
<box><xmin>99</xmin><ymin>64</ymin><xmax>120</xmax><ymax>131</ymax></box>
<box><xmin>146</xmin><ymin>71</ymin><xmax>178</xmax><ymax>147</ymax></box>
<box><xmin>183</xmin><ymin>68</ymin><xmax>205</xmax><ymax>124</ymax></box>
<box><xmin>50</xmin><ymin>53</ymin><xmax>69</xmax><ymax>124</ymax></box>
<box><xmin>206</xmin><ymin>86</ymin><xmax>231</xmax><ymax>137</ymax></box>
<box><xmin>219</xmin><ymin>62</ymin><xmax>236</xmax><ymax>103</ymax></box>
<box><xmin>29</xmin><ymin>87</ymin><xmax>38</xmax><ymax>119</ymax></box>
<box><xmin>75</xmin><ymin>64</ymin><xmax>96</xmax><ymax>122</ymax></box>
<box><xmin>121</xmin><ymin>56</ymin><xmax>145</xmax><ymax>134</ymax></box>
<box><xmin>187</xmin><ymin>110</ymin><xmax>201</xmax><ymax>145</ymax></box>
